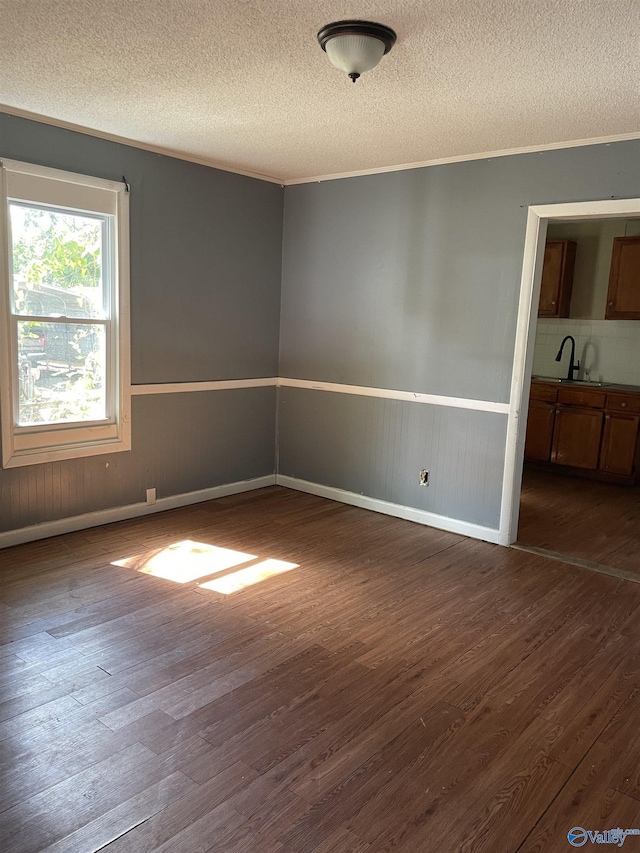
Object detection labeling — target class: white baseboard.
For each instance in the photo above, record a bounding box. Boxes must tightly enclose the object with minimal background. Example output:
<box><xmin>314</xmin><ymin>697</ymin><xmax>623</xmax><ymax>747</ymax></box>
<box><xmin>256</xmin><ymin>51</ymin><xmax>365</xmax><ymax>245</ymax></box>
<box><xmin>0</xmin><ymin>472</ymin><xmax>502</xmax><ymax>550</ymax></box>
<box><xmin>0</xmin><ymin>475</ymin><xmax>276</xmax><ymax>549</ymax></box>
<box><xmin>275</xmin><ymin>475</ymin><xmax>502</xmax><ymax>545</ymax></box>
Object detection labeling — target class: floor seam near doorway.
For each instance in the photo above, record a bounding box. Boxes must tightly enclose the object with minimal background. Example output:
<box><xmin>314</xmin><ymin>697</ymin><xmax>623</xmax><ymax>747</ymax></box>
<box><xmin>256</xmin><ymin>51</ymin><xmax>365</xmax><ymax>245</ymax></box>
<box><xmin>511</xmin><ymin>542</ymin><xmax>640</xmax><ymax>584</ymax></box>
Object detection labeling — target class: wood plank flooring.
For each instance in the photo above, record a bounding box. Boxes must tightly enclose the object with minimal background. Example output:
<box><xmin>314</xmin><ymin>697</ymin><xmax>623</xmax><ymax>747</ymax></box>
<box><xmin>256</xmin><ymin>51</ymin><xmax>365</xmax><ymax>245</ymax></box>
<box><xmin>518</xmin><ymin>466</ymin><xmax>640</xmax><ymax>575</ymax></box>
<box><xmin>2</xmin><ymin>485</ymin><xmax>640</xmax><ymax>852</ymax></box>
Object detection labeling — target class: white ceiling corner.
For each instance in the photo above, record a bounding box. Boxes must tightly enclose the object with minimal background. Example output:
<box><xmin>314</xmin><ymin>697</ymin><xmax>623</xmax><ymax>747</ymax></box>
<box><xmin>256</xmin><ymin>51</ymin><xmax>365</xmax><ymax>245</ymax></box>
<box><xmin>1</xmin><ymin>0</ymin><xmax>639</xmax><ymax>183</ymax></box>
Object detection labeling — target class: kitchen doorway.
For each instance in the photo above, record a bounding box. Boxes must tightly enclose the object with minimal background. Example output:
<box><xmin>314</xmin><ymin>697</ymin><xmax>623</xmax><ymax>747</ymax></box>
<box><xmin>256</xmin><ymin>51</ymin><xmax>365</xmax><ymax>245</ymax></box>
<box><xmin>500</xmin><ymin>198</ymin><xmax>640</xmax><ymax>581</ymax></box>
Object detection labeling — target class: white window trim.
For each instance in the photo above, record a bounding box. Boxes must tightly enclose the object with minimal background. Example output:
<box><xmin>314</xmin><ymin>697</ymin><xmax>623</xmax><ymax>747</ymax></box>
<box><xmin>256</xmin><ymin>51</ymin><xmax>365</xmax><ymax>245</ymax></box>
<box><xmin>0</xmin><ymin>159</ymin><xmax>131</xmax><ymax>468</ymax></box>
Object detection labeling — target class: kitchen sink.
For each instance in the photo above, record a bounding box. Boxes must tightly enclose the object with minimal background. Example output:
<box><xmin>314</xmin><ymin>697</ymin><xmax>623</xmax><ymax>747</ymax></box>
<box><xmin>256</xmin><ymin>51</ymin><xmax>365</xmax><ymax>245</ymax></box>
<box><xmin>560</xmin><ymin>379</ymin><xmax>609</xmax><ymax>386</ymax></box>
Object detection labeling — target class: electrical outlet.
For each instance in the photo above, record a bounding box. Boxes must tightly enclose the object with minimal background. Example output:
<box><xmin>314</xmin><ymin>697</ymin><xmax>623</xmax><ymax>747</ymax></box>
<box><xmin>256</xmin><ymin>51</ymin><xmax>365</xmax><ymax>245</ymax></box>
<box><xmin>146</xmin><ymin>488</ymin><xmax>157</xmax><ymax>505</ymax></box>
<box><xmin>419</xmin><ymin>469</ymin><xmax>429</xmax><ymax>486</ymax></box>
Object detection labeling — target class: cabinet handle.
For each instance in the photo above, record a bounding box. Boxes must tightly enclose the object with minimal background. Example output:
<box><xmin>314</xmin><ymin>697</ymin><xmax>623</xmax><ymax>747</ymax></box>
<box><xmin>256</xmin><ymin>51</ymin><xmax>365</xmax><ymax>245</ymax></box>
<box><xmin>608</xmin><ymin>301</ymin><xmax>614</xmax><ymax>306</ymax></box>
<box><xmin>605</xmin><ymin>414</ymin><xmax>610</xmax><ymax>420</ymax></box>
<box><xmin>551</xmin><ymin>300</ymin><xmax>556</xmax><ymax>305</ymax></box>
<box><xmin>621</xmin><ymin>402</ymin><xmax>627</xmax><ymax>408</ymax></box>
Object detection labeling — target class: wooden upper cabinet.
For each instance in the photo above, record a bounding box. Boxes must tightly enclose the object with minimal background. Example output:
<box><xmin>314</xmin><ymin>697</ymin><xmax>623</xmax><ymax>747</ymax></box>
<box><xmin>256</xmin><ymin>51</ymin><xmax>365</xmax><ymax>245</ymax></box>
<box><xmin>606</xmin><ymin>236</ymin><xmax>640</xmax><ymax>319</ymax></box>
<box><xmin>538</xmin><ymin>240</ymin><xmax>576</xmax><ymax>318</ymax></box>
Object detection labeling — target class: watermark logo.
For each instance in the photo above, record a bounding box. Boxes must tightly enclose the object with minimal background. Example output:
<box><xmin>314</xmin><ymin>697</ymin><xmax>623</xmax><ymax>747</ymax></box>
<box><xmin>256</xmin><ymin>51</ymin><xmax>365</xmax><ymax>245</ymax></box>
<box><xmin>568</xmin><ymin>827</ymin><xmax>640</xmax><ymax>847</ymax></box>
<box><xmin>568</xmin><ymin>828</ymin><xmax>588</xmax><ymax>847</ymax></box>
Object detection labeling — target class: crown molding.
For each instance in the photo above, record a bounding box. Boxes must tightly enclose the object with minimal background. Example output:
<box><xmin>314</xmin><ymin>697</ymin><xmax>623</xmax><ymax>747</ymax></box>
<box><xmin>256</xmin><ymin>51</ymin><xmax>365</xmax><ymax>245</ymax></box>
<box><xmin>2</xmin><ymin>104</ymin><xmax>638</xmax><ymax>187</ymax></box>
<box><xmin>283</xmin><ymin>131</ymin><xmax>640</xmax><ymax>185</ymax></box>
<box><xmin>0</xmin><ymin>104</ymin><xmax>285</xmax><ymax>185</ymax></box>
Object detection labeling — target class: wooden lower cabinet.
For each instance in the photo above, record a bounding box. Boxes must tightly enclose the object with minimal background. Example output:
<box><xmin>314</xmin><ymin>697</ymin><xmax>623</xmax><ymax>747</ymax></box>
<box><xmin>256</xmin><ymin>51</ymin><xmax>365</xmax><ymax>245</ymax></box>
<box><xmin>600</xmin><ymin>413</ymin><xmax>640</xmax><ymax>476</ymax></box>
<box><xmin>525</xmin><ymin>381</ymin><xmax>640</xmax><ymax>482</ymax></box>
<box><xmin>551</xmin><ymin>406</ymin><xmax>604</xmax><ymax>469</ymax></box>
<box><xmin>524</xmin><ymin>401</ymin><xmax>556</xmax><ymax>462</ymax></box>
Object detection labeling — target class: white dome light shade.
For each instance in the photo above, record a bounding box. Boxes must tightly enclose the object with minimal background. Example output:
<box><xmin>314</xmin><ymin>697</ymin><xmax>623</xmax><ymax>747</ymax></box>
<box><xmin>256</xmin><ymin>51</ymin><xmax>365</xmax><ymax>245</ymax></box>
<box><xmin>317</xmin><ymin>20</ymin><xmax>396</xmax><ymax>82</ymax></box>
<box><xmin>325</xmin><ymin>34</ymin><xmax>385</xmax><ymax>77</ymax></box>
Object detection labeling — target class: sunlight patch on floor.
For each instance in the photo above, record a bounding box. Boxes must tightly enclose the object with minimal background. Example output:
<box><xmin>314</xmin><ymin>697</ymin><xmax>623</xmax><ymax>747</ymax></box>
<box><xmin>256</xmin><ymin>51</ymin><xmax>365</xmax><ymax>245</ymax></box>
<box><xmin>198</xmin><ymin>558</ymin><xmax>299</xmax><ymax>594</ymax></box>
<box><xmin>112</xmin><ymin>540</ymin><xmax>257</xmax><ymax>583</ymax></box>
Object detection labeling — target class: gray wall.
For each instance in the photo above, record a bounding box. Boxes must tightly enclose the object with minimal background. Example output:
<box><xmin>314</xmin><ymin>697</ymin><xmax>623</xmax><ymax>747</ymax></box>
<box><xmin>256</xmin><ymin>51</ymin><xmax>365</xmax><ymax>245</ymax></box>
<box><xmin>281</xmin><ymin>143</ymin><xmax>640</xmax><ymax>403</ymax></box>
<box><xmin>3</xmin><ymin>113</ymin><xmax>640</xmax><ymax>538</ymax></box>
<box><xmin>1</xmin><ymin>114</ymin><xmax>284</xmax><ymax>384</ymax></box>
<box><xmin>279</xmin><ymin>141</ymin><xmax>640</xmax><ymax>529</ymax></box>
<box><xmin>0</xmin><ymin>114</ymin><xmax>282</xmax><ymax>533</ymax></box>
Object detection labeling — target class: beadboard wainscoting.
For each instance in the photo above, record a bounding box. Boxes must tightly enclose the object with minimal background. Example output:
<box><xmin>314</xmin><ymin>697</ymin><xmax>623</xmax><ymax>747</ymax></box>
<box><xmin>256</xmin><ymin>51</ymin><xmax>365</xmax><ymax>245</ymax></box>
<box><xmin>0</xmin><ymin>388</ymin><xmax>278</xmax><ymax>545</ymax></box>
<box><xmin>1</xmin><ymin>378</ymin><xmax>508</xmax><ymax>548</ymax></box>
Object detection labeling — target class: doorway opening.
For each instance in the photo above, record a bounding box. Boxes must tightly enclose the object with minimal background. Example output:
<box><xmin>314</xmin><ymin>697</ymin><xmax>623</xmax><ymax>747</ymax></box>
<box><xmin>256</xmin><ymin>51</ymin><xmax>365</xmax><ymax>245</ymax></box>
<box><xmin>500</xmin><ymin>198</ymin><xmax>640</xmax><ymax>581</ymax></box>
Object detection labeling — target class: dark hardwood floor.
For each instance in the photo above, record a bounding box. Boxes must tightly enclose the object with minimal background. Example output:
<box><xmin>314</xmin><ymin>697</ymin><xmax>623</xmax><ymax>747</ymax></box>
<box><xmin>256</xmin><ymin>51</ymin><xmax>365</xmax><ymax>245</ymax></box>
<box><xmin>518</xmin><ymin>466</ymin><xmax>640</xmax><ymax>576</ymax></box>
<box><xmin>2</xmin><ymin>486</ymin><xmax>640</xmax><ymax>852</ymax></box>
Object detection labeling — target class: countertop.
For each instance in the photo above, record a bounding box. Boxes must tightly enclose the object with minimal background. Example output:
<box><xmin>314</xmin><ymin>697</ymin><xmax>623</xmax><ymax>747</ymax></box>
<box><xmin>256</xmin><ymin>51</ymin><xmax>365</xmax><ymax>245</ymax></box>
<box><xmin>532</xmin><ymin>376</ymin><xmax>640</xmax><ymax>394</ymax></box>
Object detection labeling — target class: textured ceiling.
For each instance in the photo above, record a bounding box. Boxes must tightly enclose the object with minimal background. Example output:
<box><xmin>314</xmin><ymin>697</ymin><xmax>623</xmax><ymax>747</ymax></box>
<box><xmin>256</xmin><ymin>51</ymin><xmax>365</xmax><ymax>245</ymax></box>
<box><xmin>1</xmin><ymin>0</ymin><xmax>639</xmax><ymax>183</ymax></box>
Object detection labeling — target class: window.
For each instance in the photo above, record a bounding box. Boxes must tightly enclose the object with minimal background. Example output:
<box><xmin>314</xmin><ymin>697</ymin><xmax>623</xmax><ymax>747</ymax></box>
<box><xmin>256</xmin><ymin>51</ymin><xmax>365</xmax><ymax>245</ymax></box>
<box><xmin>0</xmin><ymin>160</ymin><xmax>130</xmax><ymax>467</ymax></box>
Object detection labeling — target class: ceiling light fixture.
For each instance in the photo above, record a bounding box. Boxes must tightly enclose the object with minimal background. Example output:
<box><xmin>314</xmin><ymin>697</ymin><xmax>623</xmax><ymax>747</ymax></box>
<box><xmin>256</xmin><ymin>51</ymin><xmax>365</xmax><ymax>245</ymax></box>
<box><xmin>317</xmin><ymin>20</ymin><xmax>396</xmax><ymax>83</ymax></box>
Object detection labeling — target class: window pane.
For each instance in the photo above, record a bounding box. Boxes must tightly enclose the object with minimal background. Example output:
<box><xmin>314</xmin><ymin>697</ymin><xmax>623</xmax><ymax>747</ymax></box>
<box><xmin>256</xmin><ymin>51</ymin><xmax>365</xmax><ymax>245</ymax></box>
<box><xmin>10</xmin><ymin>204</ymin><xmax>105</xmax><ymax>318</ymax></box>
<box><xmin>17</xmin><ymin>321</ymin><xmax>107</xmax><ymax>426</ymax></box>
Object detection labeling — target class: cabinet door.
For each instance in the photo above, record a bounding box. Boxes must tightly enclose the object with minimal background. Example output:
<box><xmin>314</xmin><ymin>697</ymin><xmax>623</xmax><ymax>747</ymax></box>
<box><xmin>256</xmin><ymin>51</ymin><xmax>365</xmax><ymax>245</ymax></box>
<box><xmin>606</xmin><ymin>236</ymin><xmax>640</xmax><ymax>319</ymax></box>
<box><xmin>525</xmin><ymin>401</ymin><xmax>556</xmax><ymax>462</ymax></box>
<box><xmin>538</xmin><ymin>240</ymin><xmax>576</xmax><ymax>318</ymax></box>
<box><xmin>551</xmin><ymin>406</ymin><xmax>603</xmax><ymax>469</ymax></box>
<box><xmin>600</xmin><ymin>413</ymin><xmax>640</xmax><ymax>476</ymax></box>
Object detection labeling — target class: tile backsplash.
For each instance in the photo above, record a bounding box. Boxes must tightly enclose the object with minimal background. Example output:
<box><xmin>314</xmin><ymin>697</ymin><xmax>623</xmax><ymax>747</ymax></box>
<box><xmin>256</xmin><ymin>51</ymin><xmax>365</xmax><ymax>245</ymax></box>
<box><xmin>533</xmin><ymin>319</ymin><xmax>640</xmax><ymax>386</ymax></box>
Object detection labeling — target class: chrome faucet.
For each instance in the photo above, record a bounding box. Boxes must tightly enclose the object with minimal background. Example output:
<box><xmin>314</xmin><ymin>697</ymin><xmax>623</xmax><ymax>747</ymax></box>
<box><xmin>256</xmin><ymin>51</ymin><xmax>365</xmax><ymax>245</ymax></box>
<box><xmin>555</xmin><ymin>335</ymin><xmax>580</xmax><ymax>381</ymax></box>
